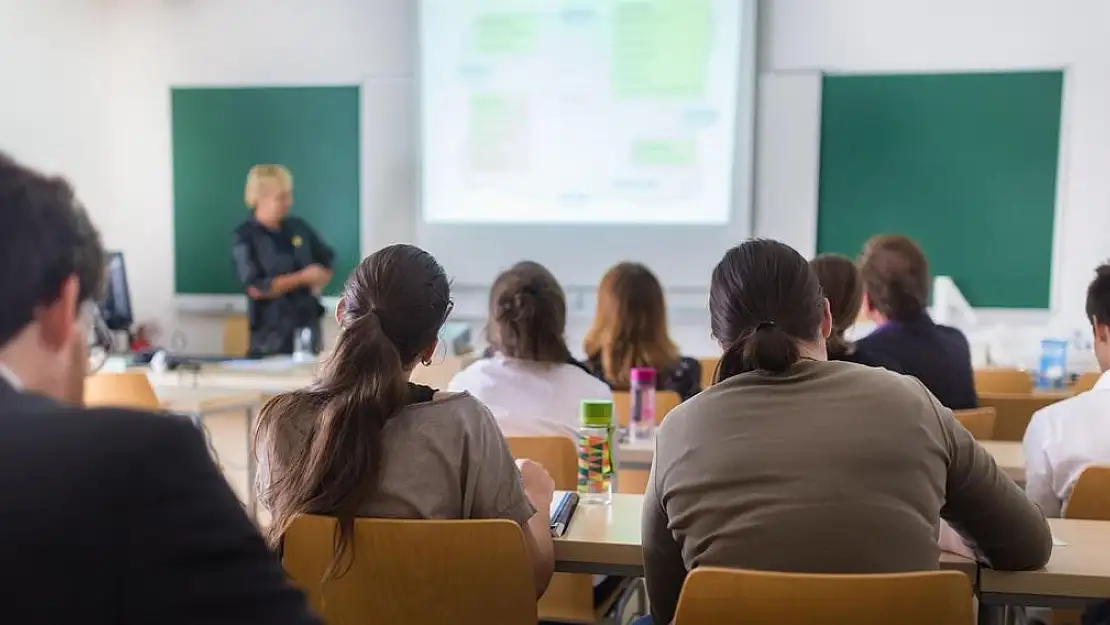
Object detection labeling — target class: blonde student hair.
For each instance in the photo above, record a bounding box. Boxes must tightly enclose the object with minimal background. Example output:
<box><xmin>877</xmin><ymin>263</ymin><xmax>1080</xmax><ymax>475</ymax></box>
<box><xmin>244</xmin><ymin>164</ymin><xmax>293</xmax><ymax>208</ymax></box>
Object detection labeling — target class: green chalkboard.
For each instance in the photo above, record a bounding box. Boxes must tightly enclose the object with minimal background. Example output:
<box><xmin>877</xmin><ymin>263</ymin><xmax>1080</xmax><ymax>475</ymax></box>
<box><xmin>172</xmin><ymin>86</ymin><xmax>360</xmax><ymax>295</ymax></box>
<box><xmin>816</xmin><ymin>71</ymin><xmax>1063</xmax><ymax>308</ymax></box>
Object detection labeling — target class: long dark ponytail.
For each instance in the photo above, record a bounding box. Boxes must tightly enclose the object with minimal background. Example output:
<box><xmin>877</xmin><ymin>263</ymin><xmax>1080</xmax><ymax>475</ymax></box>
<box><xmin>710</xmin><ymin>239</ymin><xmax>825</xmax><ymax>382</ymax></box>
<box><xmin>255</xmin><ymin>244</ymin><xmax>450</xmax><ymax>579</ymax></box>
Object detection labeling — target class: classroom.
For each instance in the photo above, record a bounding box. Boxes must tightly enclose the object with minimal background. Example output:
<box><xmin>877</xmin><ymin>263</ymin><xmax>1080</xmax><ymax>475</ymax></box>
<box><xmin>3</xmin><ymin>0</ymin><xmax>1110</xmax><ymax>624</ymax></box>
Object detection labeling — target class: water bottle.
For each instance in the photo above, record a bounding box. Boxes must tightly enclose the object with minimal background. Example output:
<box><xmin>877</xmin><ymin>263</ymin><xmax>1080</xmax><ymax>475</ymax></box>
<box><xmin>1038</xmin><ymin>339</ymin><xmax>1068</xmax><ymax>389</ymax></box>
<box><xmin>292</xmin><ymin>326</ymin><xmax>315</xmax><ymax>363</ymax></box>
<box><xmin>577</xmin><ymin>400</ymin><xmax>614</xmax><ymax>504</ymax></box>
<box><xmin>629</xmin><ymin>367</ymin><xmax>657</xmax><ymax>441</ymax></box>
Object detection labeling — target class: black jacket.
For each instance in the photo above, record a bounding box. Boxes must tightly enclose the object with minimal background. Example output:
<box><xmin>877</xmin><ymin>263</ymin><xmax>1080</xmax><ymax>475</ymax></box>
<box><xmin>232</xmin><ymin>216</ymin><xmax>334</xmax><ymax>357</ymax></box>
<box><xmin>855</xmin><ymin>312</ymin><xmax>978</xmax><ymax>410</ymax></box>
<box><xmin>0</xmin><ymin>379</ymin><xmax>320</xmax><ymax>625</ymax></box>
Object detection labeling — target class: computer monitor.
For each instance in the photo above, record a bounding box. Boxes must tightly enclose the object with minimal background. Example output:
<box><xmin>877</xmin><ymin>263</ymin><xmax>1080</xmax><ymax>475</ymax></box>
<box><xmin>100</xmin><ymin>252</ymin><xmax>134</xmax><ymax>332</ymax></box>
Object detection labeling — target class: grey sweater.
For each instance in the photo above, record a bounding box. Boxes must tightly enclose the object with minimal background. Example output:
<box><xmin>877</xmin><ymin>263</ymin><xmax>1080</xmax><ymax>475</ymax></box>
<box><xmin>643</xmin><ymin>360</ymin><xmax>1051</xmax><ymax>624</ymax></box>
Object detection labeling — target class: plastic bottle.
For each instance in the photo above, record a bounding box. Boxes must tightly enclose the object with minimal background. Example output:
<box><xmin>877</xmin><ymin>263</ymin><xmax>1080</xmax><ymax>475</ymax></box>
<box><xmin>577</xmin><ymin>400</ymin><xmax>614</xmax><ymax>504</ymax></box>
<box><xmin>629</xmin><ymin>367</ymin><xmax>657</xmax><ymax>441</ymax></box>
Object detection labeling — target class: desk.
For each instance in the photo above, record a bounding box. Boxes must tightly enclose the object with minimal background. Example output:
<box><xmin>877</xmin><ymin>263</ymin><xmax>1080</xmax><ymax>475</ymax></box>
<box><xmin>618</xmin><ymin>440</ymin><xmax>1028</xmax><ymax>485</ymax></box>
<box><xmin>147</xmin><ymin>364</ymin><xmax>314</xmax><ymax>394</ymax></box>
<box><xmin>553</xmin><ymin>493</ymin><xmax>978</xmax><ymax>582</ymax></box>
<box><xmin>979</xmin><ymin>519</ymin><xmax>1110</xmax><ymax>612</ymax></box>
<box><xmin>979</xmin><ymin>441</ymin><xmax>1026</xmax><ymax>484</ymax></box>
<box><xmin>154</xmin><ymin>386</ymin><xmax>264</xmax><ymax>518</ymax></box>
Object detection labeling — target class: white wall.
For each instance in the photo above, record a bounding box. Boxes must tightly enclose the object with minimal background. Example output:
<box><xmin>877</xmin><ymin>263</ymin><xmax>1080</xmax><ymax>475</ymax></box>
<box><xmin>0</xmin><ymin>0</ymin><xmax>114</xmax><ymax>220</ymax></box>
<box><xmin>13</xmin><ymin>0</ymin><xmax>1108</xmax><ymax>361</ymax></box>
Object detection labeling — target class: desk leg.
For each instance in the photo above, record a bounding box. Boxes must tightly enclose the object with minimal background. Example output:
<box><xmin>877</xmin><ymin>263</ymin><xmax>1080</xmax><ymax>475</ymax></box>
<box><xmin>245</xmin><ymin>403</ymin><xmax>258</xmax><ymax>520</ymax></box>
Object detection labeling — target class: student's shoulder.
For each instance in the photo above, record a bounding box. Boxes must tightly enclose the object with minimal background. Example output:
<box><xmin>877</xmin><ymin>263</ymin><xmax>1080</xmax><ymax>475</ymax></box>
<box><xmin>6</xmin><ymin>401</ymin><xmax>199</xmax><ymax>458</ymax></box>
<box><xmin>408</xmin><ymin>390</ymin><xmax>497</xmax><ymax>431</ymax></box>
<box><xmin>557</xmin><ymin>362</ymin><xmax>613</xmax><ymax>395</ymax></box>
<box><xmin>935</xmin><ymin>323</ymin><xmax>972</xmax><ymax>345</ymax></box>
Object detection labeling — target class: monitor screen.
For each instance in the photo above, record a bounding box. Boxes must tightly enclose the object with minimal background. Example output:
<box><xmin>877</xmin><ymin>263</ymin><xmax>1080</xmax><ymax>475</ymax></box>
<box><xmin>101</xmin><ymin>252</ymin><xmax>133</xmax><ymax>332</ymax></box>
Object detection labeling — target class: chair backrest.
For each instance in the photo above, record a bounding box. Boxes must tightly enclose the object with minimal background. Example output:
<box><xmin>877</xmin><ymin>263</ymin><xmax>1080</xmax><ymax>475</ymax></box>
<box><xmin>222</xmin><ymin>314</ymin><xmax>250</xmax><ymax>357</ymax></box>
<box><xmin>697</xmin><ymin>357</ymin><xmax>719</xmax><ymax>389</ymax></box>
<box><xmin>84</xmin><ymin>372</ymin><xmax>160</xmax><ymax>410</ymax></box>
<box><xmin>977</xmin><ymin>392</ymin><xmax>1070</xmax><ymax>441</ymax></box>
<box><xmin>506</xmin><ymin>436</ymin><xmax>578</xmax><ymax>490</ymax></box>
<box><xmin>674</xmin><ymin>568</ymin><xmax>973</xmax><ymax>625</ymax></box>
<box><xmin>611</xmin><ymin>390</ymin><xmax>683</xmax><ymax>427</ymax></box>
<box><xmin>1073</xmin><ymin>371</ymin><xmax>1102</xmax><ymax>393</ymax></box>
<box><xmin>953</xmin><ymin>407</ymin><xmax>997</xmax><ymax>440</ymax></box>
<box><xmin>1064</xmin><ymin>465</ymin><xmax>1110</xmax><ymax>520</ymax></box>
<box><xmin>283</xmin><ymin>515</ymin><xmax>537</xmax><ymax>625</ymax></box>
<box><xmin>974</xmin><ymin>368</ymin><xmax>1034</xmax><ymax>394</ymax></box>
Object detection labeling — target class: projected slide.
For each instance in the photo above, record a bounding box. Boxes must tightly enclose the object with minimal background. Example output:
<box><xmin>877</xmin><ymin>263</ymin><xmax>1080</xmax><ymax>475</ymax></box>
<box><xmin>421</xmin><ymin>0</ymin><xmax>743</xmax><ymax>225</ymax></box>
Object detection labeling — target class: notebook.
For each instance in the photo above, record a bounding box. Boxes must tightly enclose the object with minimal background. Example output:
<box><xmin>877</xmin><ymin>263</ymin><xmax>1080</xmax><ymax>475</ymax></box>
<box><xmin>549</xmin><ymin>491</ymin><xmax>579</xmax><ymax>537</ymax></box>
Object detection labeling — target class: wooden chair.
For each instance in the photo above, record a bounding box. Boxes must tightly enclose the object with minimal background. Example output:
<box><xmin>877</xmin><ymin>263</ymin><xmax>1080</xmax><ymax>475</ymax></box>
<box><xmin>283</xmin><ymin>515</ymin><xmax>537</xmax><ymax>625</ymax></box>
<box><xmin>953</xmin><ymin>407</ymin><xmax>997</xmax><ymax>440</ymax></box>
<box><xmin>84</xmin><ymin>372</ymin><xmax>160</xmax><ymax>410</ymax></box>
<box><xmin>977</xmin><ymin>392</ymin><xmax>1071</xmax><ymax>441</ymax></box>
<box><xmin>221</xmin><ymin>314</ymin><xmax>250</xmax><ymax>357</ymax></box>
<box><xmin>1073</xmin><ymin>371</ymin><xmax>1102</xmax><ymax>393</ymax></box>
<box><xmin>1054</xmin><ymin>466</ymin><xmax>1110</xmax><ymax>625</ymax></box>
<box><xmin>697</xmin><ymin>357</ymin><xmax>719</xmax><ymax>390</ymax></box>
<box><xmin>611</xmin><ymin>390</ymin><xmax>683</xmax><ymax>428</ymax></box>
<box><xmin>505</xmin><ymin>436</ymin><xmax>635</xmax><ymax>624</ymax></box>
<box><xmin>974</xmin><ymin>367</ymin><xmax>1035</xmax><ymax>394</ymax></box>
<box><xmin>673</xmin><ymin>568</ymin><xmax>973</xmax><ymax>625</ymax></box>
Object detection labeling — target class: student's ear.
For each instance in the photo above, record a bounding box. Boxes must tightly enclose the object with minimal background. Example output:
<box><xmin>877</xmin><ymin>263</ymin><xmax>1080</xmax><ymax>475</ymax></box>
<box><xmin>819</xmin><ymin>297</ymin><xmax>833</xmax><ymax>340</ymax></box>
<box><xmin>418</xmin><ymin>339</ymin><xmax>439</xmax><ymax>366</ymax></box>
<box><xmin>335</xmin><ymin>299</ymin><xmax>346</xmax><ymax>326</ymax></box>
<box><xmin>37</xmin><ymin>275</ymin><xmax>81</xmax><ymax>351</ymax></box>
<box><xmin>1093</xmin><ymin>318</ymin><xmax>1110</xmax><ymax>345</ymax></box>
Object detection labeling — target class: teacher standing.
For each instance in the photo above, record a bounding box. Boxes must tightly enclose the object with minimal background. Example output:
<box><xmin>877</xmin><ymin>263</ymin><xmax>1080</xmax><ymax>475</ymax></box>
<box><xmin>232</xmin><ymin>164</ymin><xmax>334</xmax><ymax>358</ymax></box>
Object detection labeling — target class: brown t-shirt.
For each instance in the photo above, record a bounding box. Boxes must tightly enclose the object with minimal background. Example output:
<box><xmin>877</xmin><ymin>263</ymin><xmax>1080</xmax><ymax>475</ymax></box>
<box><xmin>643</xmin><ymin>360</ymin><xmax>1051</xmax><ymax>624</ymax></box>
<box><xmin>257</xmin><ymin>390</ymin><xmax>535</xmax><ymax>525</ymax></box>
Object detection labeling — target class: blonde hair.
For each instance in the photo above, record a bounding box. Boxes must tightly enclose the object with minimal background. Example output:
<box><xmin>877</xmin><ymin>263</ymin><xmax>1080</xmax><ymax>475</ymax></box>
<box><xmin>244</xmin><ymin>164</ymin><xmax>293</xmax><ymax>208</ymax></box>
<box><xmin>583</xmin><ymin>262</ymin><xmax>679</xmax><ymax>387</ymax></box>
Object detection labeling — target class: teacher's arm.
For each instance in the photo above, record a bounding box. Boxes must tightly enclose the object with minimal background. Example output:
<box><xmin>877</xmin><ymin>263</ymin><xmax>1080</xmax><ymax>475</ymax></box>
<box><xmin>231</xmin><ymin>233</ymin><xmax>308</xmax><ymax>300</ymax></box>
<box><xmin>302</xmin><ymin>222</ymin><xmax>335</xmax><ymax>290</ymax></box>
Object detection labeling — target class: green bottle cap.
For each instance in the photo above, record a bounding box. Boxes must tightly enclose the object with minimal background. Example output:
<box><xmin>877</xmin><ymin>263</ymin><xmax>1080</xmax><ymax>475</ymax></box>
<box><xmin>580</xmin><ymin>400</ymin><xmax>613</xmax><ymax>426</ymax></box>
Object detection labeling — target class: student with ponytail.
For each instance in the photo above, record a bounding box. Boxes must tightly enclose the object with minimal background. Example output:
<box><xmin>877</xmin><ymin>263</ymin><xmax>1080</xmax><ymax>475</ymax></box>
<box><xmin>255</xmin><ymin>244</ymin><xmax>555</xmax><ymax>596</ymax></box>
<box><xmin>449</xmin><ymin>261</ymin><xmax>611</xmax><ymax>440</ymax></box>
<box><xmin>638</xmin><ymin>239</ymin><xmax>1051</xmax><ymax>625</ymax></box>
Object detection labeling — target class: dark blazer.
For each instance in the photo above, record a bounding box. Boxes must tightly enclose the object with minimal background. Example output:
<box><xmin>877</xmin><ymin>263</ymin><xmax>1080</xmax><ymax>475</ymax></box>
<box><xmin>0</xmin><ymin>379</ymin><xmax>320</xmax><ymax>625</ymax></box>
<box><xmin>855</xmin><ymin>313</ymin><xmax>978</xmax><ymax>410</ymax></box>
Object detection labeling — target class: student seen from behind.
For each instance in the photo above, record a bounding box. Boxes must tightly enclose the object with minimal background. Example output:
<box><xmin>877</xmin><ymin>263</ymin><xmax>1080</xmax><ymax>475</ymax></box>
<box><xmin>449</xmin><ymin>261</ymin><xmax>611</xmax><ymax>440</ymax></box>
<box><xmin>809</xmin><ymin>253</ymin><xmax>902</xmax><ymax>370</ymax></box>
<box><xmin>639</xmin><ymin>238</ymin><xmax>1050</xmax><ymax>625</ymax></box>
<box><xmin>584</xmin><ymin>262</ymin><xmax>701</xmax><ymax>400</ymax></box>
<box><xmin>255</xmin><ymin>244</ymin><xmax>555</xmax><ymax>596</ymax></box>
<box><xmin>0</xmin><ymin>152</ymin><xmax>320</xmax><ymax>625</ymax></box>
<box><xmin>855</xmin><ymin>234</ymin><xmax>978</xmax><ymax>409</ymax></box>
<box><xmin>1024</xmin><ymin>262</ymin><xmax>1110</xmax><ymax>517</ymax></box>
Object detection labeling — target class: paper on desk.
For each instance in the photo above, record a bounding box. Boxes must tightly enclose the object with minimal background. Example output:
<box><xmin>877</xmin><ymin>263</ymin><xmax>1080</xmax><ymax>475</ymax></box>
<box><xmin>1052</xmin><ymin>535</ymin><xmax>1068</xmax><ymax>547</ymax></box>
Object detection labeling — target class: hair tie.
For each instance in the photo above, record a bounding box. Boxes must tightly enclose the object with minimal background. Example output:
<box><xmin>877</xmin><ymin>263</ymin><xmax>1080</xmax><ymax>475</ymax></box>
<box><xmin>756</xmin><ymin>320</ymin><xmax>776</xmax><ymax>331</ymax></box>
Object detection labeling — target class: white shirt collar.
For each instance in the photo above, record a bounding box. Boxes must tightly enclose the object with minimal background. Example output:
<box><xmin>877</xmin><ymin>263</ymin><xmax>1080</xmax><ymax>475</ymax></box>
<box><xmin>0</xmin><ymin>363</ymin><xmax>22</xmax><ymax>390</ymax></box>
<box><xmin>1093</xmin><ymin>369</ymin><xmax>1110</xmax><ymax>392</ymax></box>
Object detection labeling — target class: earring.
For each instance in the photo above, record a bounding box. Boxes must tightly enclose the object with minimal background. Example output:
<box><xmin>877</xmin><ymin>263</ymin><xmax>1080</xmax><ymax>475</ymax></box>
<box><xmin>421</xmin><ymin>356</ymin><xmax>433</xmax><ymax>366</ymax></box>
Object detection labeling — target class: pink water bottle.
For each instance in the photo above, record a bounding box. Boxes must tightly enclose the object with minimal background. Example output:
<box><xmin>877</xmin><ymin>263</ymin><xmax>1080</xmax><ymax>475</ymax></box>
<box><xmin>629</xmin><ymin>367</ymin><xmax>657</xmax><ymax>441</ymax></box>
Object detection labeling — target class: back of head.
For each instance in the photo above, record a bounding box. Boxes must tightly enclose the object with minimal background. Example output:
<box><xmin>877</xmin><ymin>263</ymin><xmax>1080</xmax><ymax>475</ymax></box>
<box><xmin>488</xmin><ymin>261</ymin><xmax>572</xmax><ymax>364</ymax></box>
<box><xmin>0</xmin><ymin>152</ymin><xmax>105</xmax><ymax>400</ymax></box>
<box><xmin>710</xmin><ymin>239</ymin><xmax>825</xmax><ymax>380</ymax></box>
<box><xmin>258</xmin><ymin>243</ymin><xmax>451</xmax><ymax>577</ymax></box>
<box><xmin>1086</xmin><ymin>263</ymin><xmax>1110</xmax><ymax>372</ymax></box>
<box><xmin>810</xmin><ymin>253</ymin><xmax>863</xmax><ymax>356</ymax></box>
<box><xmin>859</xmin><ymin>234</ymin><xmax>930</xmax><ymax>321</ymax></box>
<box><xmin>584</xmin><ymin>262</ymin><xmax>678</xmax><ymax>385</ymax></box>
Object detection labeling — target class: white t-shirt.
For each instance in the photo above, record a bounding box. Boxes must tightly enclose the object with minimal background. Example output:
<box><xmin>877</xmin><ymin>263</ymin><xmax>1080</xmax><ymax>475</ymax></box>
<box><xmin>448</xmin><ymin>355</ymin><xmax>613</xmax><ymax>441</ymax></box>
<box><xmin>1023</xmin><ymin>369</ymin><xmax>1110</xmax><ymax>517</ymax></box>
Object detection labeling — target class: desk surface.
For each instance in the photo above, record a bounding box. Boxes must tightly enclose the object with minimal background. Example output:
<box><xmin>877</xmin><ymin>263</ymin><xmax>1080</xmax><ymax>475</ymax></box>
<box><xmin>979</xmin><ymin>518</ymin><xmax>1110</xmax><ymax>603</ymax></box>
<box><xmin>155</xmin><ymin>386</ymin><xmax>262</xmax><ymax>414</ymax></box>
<box><xmin>553</xmin><ymin>493</ymin><xmax>977</xmax><ymax>580</ymax></box>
